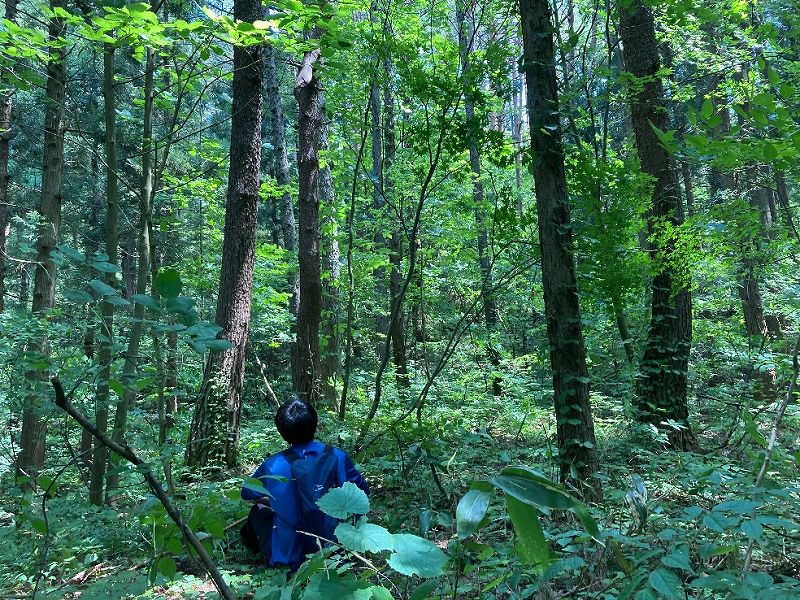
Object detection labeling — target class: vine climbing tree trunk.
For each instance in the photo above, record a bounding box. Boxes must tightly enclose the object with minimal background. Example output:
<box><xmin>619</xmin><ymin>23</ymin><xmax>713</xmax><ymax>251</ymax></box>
<box><xmin>319</xmin><ymin>93</ymin><xmax>342</xmax><ymax>407</ymax></box>
<box><xmin>186</xmin><ymin>0</ymin><xmax>263</xmax><ymax>467</ymax></box>
<box><xmin>519</xmin><ymin>0</ymin><xmax>601</xmax><ymax>499</ymax></box>
<box><xmin>294</xmin><ymin>35</ymin><xmax>323</xmax><ymax>405</ymax></box>
<box><xmin>15</xmin><ymin>0</ymin><xmax>66</xmax><ymax>482</ymax></box>
<box><xmin>0</xmin><ymin>0</ymin><xmax>17</xmax><ymax>313</ymax></box>
<box><xmin>620</xmin><ymin>0</ymin><xmax>697</xmax><ymax>450</ymax></box>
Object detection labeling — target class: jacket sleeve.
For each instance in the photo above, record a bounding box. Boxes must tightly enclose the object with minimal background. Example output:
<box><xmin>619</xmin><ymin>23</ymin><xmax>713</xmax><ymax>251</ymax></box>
<box><xmin>341</xmin><ymin>451</ymin><xmax>370</xmax><ymax>496</ymax></box>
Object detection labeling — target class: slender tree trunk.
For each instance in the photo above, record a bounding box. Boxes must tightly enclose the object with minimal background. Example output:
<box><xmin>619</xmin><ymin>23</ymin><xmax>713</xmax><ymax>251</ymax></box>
<box><xmin>293</xmin><ymin>38</ymin><xmax>323</xmax><ymax>405</ymax></box>
<box><xmin>89</xmin><ymin>44</ymin><xmax>120</xmax><ymax>505</ymax></box>
<box><xmin>458</xmin><ymin>1</ymin><xmax>501</xmax><ymax>396</ymax></box>
<box><xmin>519</xmin><ymin>0</ymin><xmax>601</xmax><ymax>498</ymax></box>
<box><xmin>16</xmin><ymin>0</ymin><xmax>66</xmax><ymax>481</ymax></box>
<box><xmin>775</xmin><ymin>171</ymin><xmax>799</xmax><ymax>237</ymax></box>
<box><xmin>620</xmin><ymin>0</ymin><xmax>697</xmax><ymax>450</ymax></box>
<box><xmin>369</xmin><ymin>66</ymin><xmax>389</xmax><ymax>359</ymax></box>
<box><xmin>107</xmin><ymin>48</ymin><xmax>155</xmax><ymax>497</ymax></box>
<box><xmin>383</xmin><ymin>68</ymin><xmax>410</xmax><ymax>390</ymax></box>
<box><xmin>319</xmin><ymin>94</ymin><xmax>342</xmax><ymax>407</ymax></box>
<box><xmin>0</xmin><ymin>0</ymin><xmax>16</xmax><ymax>313</ymax></box>
<box><xmin>681</xmin><ymin>161</ymin><xmax>695</xmax><ymax>217</ymax></box>
<box><xmin>265</xmin><ymin>45</ymin><xmax>299</xmax><ymax>382</ymax></box>
<box><xmin>186</xmin><ymin>0</ymin><xmax>263</xmax><ymax>466</ymax></box>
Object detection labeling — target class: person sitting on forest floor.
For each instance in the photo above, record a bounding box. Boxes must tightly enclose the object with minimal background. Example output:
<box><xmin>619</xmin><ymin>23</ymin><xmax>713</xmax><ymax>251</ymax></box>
<box><xmin>240</xmin><ymin>397</ymin><xmax>369</xmax><ymax>570</ymax></box>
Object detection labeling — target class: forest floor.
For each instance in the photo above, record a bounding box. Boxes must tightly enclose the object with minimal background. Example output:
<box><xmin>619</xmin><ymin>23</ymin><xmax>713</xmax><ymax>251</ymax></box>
<box><xmin>2</xmin><ymin>356</ymin><xmax>800</xmax><ymax>599</ymax></box>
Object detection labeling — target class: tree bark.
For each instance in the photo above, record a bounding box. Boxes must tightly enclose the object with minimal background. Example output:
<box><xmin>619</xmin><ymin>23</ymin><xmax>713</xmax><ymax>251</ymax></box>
<box><xmin>319</xmin><ymin>93</ymin><xmax>342</xmax><ymax>407</ymax></box>
<box><xmin>519</xmin><ymin>0</ymin><xmax>601</xmax><ymax>498</ymax></box>
<box><xmin>620</xmin><ymin>0</ymin><xmax>697</xmax><ymax>450</ymax></box>
<box><xmin>89</xmin><ymin>43</ymin><xmax>120</xmax><ymax>505</ymax></box>
<box><xmin>0</xmin><ymin>0</ymin><xmax>17</xmax><ymax>313</ymax></box>
<box><xmin>265</xmin><ymin>45</ymin><xmax>300</xmax><ymax>382</ymax></box>
<box><xmin>16</xmin><ymin>0</ymin><xmax>66</xmax><ymax>482</ymax></box>
<box><xmin>293</xmin><ymin>40</ymin><xmax>323</xmax><ymax>405</ymax></box>
<box><xmin>458</xmin><ymin>1</ymin><xmax>501</xmax><ymax>396</ymax></box>
<box><xmin>383</xmin><ymin>63</ymin><xmax>410</xmax><ymax>391</ymax></box>
<box><xmin>186</xmin><ymin>0</ymin><xmax>263</xmax><ymax>467</ymax></box>
<box><xmin>107</xmin><ymin>47</ymin><xmax>155</xmax><ymax>497</ymax></box>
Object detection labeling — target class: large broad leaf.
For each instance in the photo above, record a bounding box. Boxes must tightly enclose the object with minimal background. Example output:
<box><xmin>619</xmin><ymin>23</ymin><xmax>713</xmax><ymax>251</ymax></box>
<box><xmin>88</xmin><ymin>278</ymin><xmax>117</xmax><ymax>297</ymax></box>
<box><xmin>301</xmin><ymin>571</ymin><xmax>374</xmax><ymax>600</ymax></box>
<box><xmin>335</xmin><ymin>520</ymin><xmax>394</xmax><ymax>553</ymax></box>
<box><xmin>317</xmin><ymin>482</ymin><xmax>370</xmax><ymax>519</ymax></box>
<box><xmin>456</xmin><ymin>487</ymin><xmax>491</xmax><ymax>540</ymax></box>
<box><xmin>505</xmin><ymin>493</ymin><xmax>551</xmax><ymax>574</ymax></box>
<box><xmin>491</xmin><ymin>467</ymin><xmax>576</xmax><ymax>510</ymax></box>
<box><xmin>154</xmin><ymin>268</ymin><xmax>183</xmax><ymax>299</ymax></box>
<box><xmin>491</xmin><ymin>466</ymin><xmax>600</xmax><ymax>539</ymax></box>
<box><xmin>387</xmin><ymin>534</ymin><xmax>447</xmax><ymax>578</ymax></box>
<box><xmin>648</xmin><ymin>568</ymin><xmax>683</xmax><ymax>599</ymax></box>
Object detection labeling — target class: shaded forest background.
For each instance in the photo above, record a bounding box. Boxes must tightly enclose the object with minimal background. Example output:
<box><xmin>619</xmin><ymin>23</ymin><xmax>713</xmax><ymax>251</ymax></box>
<box><xmin>1</xmin><ymin>0</ymin><xmax>799</xmax><ymax>597</ymax></box>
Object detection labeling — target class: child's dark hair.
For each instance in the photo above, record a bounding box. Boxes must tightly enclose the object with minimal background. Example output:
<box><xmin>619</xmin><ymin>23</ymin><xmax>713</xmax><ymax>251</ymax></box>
<box><xmin>274</xmin><ymin>397</ymin><xmax>318</xmax><ymax>445</ymax></box>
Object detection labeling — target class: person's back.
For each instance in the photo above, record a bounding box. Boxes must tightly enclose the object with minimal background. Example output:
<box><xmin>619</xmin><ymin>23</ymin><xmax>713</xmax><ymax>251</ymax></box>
<box><xmin>241</xmin><ymin>398</ymin><xmax>369</xmax><ymax>570</ymax></box>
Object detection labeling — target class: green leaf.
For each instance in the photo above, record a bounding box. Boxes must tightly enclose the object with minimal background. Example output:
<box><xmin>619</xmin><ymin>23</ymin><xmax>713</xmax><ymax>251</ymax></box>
<box><xmin>317</xmin><ymin>482</ymin><xmax>370</xmax><ymax>519</ymax></box>
<box><xmin>387</xmin><ymin>534</ymin><xmax>447</xmax><ymax>578</ymax></box>
<box><xmin>740</xmin><ymin>518</ymin><xmax>763</xmax><ymax>540</ymax></box>
<box><xmin>366</xmin><ymin>586</ymin><xmax>394</xmax><ymax>600</ymax></box>
<box><xmin>30</xmin><ymin>517</ymin><xmax>47</xmax><ymax>535</ymax></box>
<box><xmin>64</xmin><ymin>289</ymin><xmax>94</xmax><ymax>304</ymax></box>
<box><xmin>700</xmin><ymin>99</ymin><xmax>714</xmax><ymax>119</ymax></box>
<box><xmin>703</xmin><ymin>511</ymin><xmax>736</xmax><ymax>533</ymax></box>
<box><xmin>131</xmin><ymin>294</ymin><xmax>161</xmax><ymax>311</ymax></box>
<box><xmin>157</xmin><ymin>556</ymin><xmax>177</xmax><ymax>579</ymax></box>
<box><xmin>648</xmin><ymin>568</ymin><xmax>682</xmax><ymax>599</ymax></box>
<box><xmin>505</xmin><ymin>493</ymin><xmax>550</xmax><ymax>573</ymax></box>
<box><xmin>456</xmin><ymin>488</ymin><xmax>491</xmax><ymax>539</ymax></box>
<box><xmin>154</xmin><ymin>268</ymin><xmax>183</xmax><ymax>299</ymax></box>
<box><xmin>408</xmin><ymin>580</ymin><xmax>438</xmax><ymax>600</ymax></box>
<box><xmin>661</xmin><ymin>543</ymin><xmax>692</xmax><ymax>572</ymax></box>
<box><xmin>490</xmin><ymin>467</ymin><xmax>575</xmax><ymax>509</ymax></box>
<box><xmin>335</xmin><ymin>520</ymin><xmax>394</xmax><ymax>553</ymax></box>
<box><xmin>779</xmin><ymin>83</ymin><xmax>794</xmax><ymax>99</ymax></box>
<box><xmin>88</xmin><ymin>278</ymin><xmax>117</xmax><ymax>297</ymax></box>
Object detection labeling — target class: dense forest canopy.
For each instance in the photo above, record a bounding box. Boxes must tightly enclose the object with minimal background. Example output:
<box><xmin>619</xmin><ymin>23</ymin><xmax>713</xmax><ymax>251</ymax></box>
<box><xmin>1</xmin><ymin>0</ymin><xmax>799</xmax><ymax>597</ymax></box>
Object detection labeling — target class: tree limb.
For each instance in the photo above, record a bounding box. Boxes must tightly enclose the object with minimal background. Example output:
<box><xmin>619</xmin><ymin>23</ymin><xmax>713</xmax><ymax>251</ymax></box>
<box><xmin>50</xmin><ymin>377</ymin><xmax>235</xmax><ymax>600</ymax></box>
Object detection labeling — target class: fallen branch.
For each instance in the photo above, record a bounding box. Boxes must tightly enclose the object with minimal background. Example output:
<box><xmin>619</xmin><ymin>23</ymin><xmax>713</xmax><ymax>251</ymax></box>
<box><xmin>50</xmin><ymin>377</ymin><xmax>235</xmax><ymax>600</ymax></box>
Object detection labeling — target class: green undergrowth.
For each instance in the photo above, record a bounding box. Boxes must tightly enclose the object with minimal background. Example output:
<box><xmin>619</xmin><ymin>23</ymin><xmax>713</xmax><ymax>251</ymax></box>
<box><xmin>2</xmin><ymin>357</ymin><xmax>799</xmax><ymax>598</ymax></box>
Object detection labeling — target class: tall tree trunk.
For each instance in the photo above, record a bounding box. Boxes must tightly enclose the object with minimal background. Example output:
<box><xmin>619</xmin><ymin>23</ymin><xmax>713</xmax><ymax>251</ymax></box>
<box><xmin>16</xmin><ymin>0</ymin><xmax>66</xmax><ymax>481</ymax></box>
<box><xmin>519</xmin><ymin>0</ymin><xmax>601</xmax><ymax>499</ymax></box>
<box><xmin>89</xmin><ymin>44</ymin><xmax>120</xmax><ymax>505</ymax></box>
<box><xmin>775</xmin><ymin>171</ymin><xmax>799</xmax><ymax>237</ymax></box>
<box><xmin>383</xmin><ymin>63</ymin><xmax>410</xmax><ymax>390</ymax></box>
<box><xmin>620</xmin><ymin>0</ymin><xmax>697</xmax><ymax>450</ymax></box>
<box><xmin>186</xmin><ymin>0</ymin><xmax>263</xmax><ymax>466</ymax></box>
<box><xmin>458</xmin><ymin>1</ymin><xmax>501</xmax><ymax>396</ymax></box>
<box><xmin>319</xmin><ymin>93</ymin><xmax>342</xmax><ymax>407</ymax></box>
<box><xmin>369</xmin><ymin>61</ymin><xmax>389</xmax><ymax>359</ymax></box>
<box><xmin>107</xmin><ymin>48</ymin><xmax>155</xmax><ymax>497</ymax></box>
<box><xmin>265</xmin><ymin>45</ymin><xmax>299</xmax><ymax>383</ymax></box>
<box><xmin>293</xmin><ymin>38</ymin><xmax>323</xmax><ymax>405</ymax></box>
<box><xmin>0</xmin><ymin>0</ymin><xmax>17</xmax><ymax>313</ymax></box>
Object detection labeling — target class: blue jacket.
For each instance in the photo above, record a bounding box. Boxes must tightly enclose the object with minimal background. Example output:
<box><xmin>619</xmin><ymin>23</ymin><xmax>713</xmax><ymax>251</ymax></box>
<box><xmin>241</xmin><ymin>439</ymin><xmax>369</xmax><ymax>568</ymax></box>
